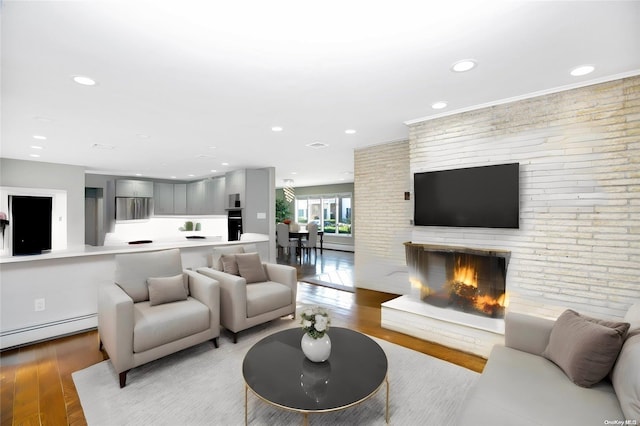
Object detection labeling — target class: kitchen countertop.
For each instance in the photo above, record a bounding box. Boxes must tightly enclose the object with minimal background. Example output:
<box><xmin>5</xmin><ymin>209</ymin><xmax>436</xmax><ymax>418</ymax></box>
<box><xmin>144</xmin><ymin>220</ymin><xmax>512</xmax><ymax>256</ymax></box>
<box><xmin>0</xmin><ymin>234</ymin><xmax>269</xmax><ymax>264</ymax></box>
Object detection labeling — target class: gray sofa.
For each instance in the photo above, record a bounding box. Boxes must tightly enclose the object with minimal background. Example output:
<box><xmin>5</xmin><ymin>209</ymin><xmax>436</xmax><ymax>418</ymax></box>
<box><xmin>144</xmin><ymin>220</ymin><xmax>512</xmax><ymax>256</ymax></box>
<box><xmin>458</xmin><ymin>304</ymin><xmax>640</xmax><ymax>425</ymax></box>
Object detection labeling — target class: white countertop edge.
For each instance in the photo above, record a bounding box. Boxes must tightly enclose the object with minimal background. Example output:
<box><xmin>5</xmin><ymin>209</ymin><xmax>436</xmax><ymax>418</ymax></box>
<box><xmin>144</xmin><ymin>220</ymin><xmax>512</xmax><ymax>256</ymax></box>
<box><xmin>0</xmin><ymin>236</ymin><xmax>269</xmax><ymax>264</ymax></box>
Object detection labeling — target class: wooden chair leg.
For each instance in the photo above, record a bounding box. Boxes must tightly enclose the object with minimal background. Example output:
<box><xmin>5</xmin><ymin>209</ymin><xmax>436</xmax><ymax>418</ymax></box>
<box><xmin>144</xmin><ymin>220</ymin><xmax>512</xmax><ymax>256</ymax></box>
<box><xmin>119</xmin><ymin>370</ymin><xmax>129</xmax><ymax>388</ymax></box>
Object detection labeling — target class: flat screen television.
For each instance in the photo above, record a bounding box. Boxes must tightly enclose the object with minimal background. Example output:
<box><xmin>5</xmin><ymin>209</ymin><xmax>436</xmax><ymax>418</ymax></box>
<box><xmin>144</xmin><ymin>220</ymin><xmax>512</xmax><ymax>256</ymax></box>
<box><xmin>414</xmin><ymin>163</ymin><xmax>519</xmax><ymax>229</ymax></box>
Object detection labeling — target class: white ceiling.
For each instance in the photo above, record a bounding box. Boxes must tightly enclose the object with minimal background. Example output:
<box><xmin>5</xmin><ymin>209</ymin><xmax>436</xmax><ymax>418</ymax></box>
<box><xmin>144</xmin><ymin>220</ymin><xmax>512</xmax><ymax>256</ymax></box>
<box><xmin>2</xmin><ymin>1</ymin><xmax>639</xmax><ymax>188</ymax></box>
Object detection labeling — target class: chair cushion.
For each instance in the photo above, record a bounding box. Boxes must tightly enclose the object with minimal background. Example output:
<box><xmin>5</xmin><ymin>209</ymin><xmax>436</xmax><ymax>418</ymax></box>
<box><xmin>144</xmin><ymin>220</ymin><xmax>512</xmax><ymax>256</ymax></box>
<box><xmin>236</xmin><ymin>252</ymin><xmax>267</xmax><ymax>284</ymax></box>
<box><xmin>133</xmin><ymin>297</ymin><xmax>210</xmax><ymax>353</ymax></box>
<box><xmin>246</xmin><ymin>281</ymin><xmax>292</xmax><ymax>317</ymax></box>
<box><xmin>147</xmin><ymin>274</ymin><xmax>188</xmax><ymax>306</ymax></box>
<box><xmin>542</xmin><ymin>309</ymin><xmax>629</xmax><ymax>387</ymax></box>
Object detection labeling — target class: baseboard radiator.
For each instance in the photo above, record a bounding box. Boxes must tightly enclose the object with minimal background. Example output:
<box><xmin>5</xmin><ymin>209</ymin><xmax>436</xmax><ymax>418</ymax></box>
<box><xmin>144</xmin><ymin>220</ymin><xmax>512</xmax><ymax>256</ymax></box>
<box><xmin>0</xmin><ymin>313</ymin><xmax>97</xmax><ymax>351</ymax></box>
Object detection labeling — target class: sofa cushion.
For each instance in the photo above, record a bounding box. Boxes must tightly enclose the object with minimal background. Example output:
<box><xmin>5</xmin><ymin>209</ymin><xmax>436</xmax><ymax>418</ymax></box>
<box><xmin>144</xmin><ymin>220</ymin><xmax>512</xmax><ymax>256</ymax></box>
<box><xmin>236</xmin><ymin>252</ymin><xmax>267</xmax><ymax>284</ymax></box>
<box><xmin>457</xmin><ymin>345</ymin><xmax>624</xmax><ymax>426</ymax></box>
<box><xmin>220</xmin><ymin>254</ymin><xmax>240</xmax><ymax>275</ymax></box>
<box><xmin>147</xmin><ymin>274</ymin><xmax>188</xmax><ymax>306</ymax></box>
<box><xmin>209</xmin><ymin>246</ymin><xmax>244</xmax><ymax>270</ymax></box>
<box><xmin>542</xmin><ymin>309</ymin><xmax>629</xmax><ymax>387</ymax></box>
<box><xmin>624</xmin><ymin>302</ymin><xmax>640</xmax><ymax>338</ymax></box>
<box><xmin>133</xmin><ymin>297</ymin><xmax>210</xmax><ymax>353</ymax></box>
<box><xmin>246</xmin><ymin>281</ymin><xmax>292</xmax><ymax>317</ymax></box>
<box><xmin>611</xmin><ymin>333</ymin><xmax>640</xmax><ymax>421</ymax></box>
<box><xmin>115</xmin><ymin>249</ymin><xmax>185</xmax><ymax>302</ymax></box>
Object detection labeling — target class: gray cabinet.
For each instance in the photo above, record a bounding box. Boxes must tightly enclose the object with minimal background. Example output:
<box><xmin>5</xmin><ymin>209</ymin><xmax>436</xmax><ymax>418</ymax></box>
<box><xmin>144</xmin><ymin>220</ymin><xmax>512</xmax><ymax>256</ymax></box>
<box><xmin>187</xmin><ymin>181</ymin><xmax>206</xmax><ymax>215</ymax></box>
<box><xmin>206</xmin><ymin>177</ymin><xmax>226</xmax><ymax>215</ymax></box>
<box><xmin>174</xmin><ymin>184</ymin><xmax>187</xmax><ymax>215</ymax></box>
<box><xmin>225</xmin><ymin>169</ymin><xmax>246</xmax><ymax>209</ymax></box>
<box><xmin>153</xmin><ymin>183</ymin><xmax>187</xmax><ymax>215</ymax></box>
<box><xmin>153</xmin><ymin>183</ymin><xmax>174</xmax><ymax>214</ymax></box>
<box><xmin>116</xmin><ymin>179</ymin><xmax>153</xmax><ymax>197</ymax></box>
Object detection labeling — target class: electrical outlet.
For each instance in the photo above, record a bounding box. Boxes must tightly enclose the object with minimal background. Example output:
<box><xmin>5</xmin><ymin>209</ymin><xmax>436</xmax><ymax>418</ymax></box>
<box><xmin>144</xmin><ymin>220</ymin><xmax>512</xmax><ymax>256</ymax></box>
<box><xmin>34</xmin><ymin>298</ymin><xmax>45</xmax><ymax>312</ymax></box>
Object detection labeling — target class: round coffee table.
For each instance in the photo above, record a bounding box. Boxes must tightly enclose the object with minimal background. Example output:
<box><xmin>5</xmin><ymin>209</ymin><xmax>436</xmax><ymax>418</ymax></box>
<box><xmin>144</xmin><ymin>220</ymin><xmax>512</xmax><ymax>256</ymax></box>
<box><xmin>243</xmin><ymin>327</ymin><xmax>389</xmax><ymax>425</ymax></box>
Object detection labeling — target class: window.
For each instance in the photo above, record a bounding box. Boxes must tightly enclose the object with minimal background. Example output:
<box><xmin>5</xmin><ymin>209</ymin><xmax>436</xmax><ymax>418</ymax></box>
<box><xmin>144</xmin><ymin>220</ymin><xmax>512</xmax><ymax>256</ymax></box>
<box><xmin>295</xmin><ymin>194</ymin><xmax>352</xmax><ymax>235</ymax></box>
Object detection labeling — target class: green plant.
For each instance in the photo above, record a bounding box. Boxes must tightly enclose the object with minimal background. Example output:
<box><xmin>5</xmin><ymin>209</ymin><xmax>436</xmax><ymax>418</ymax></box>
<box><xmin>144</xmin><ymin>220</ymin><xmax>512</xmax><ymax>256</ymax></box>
<box><xmin>275</xmin><ymin>198</ymin><xmax>290</xmax><ymax>223</ymax></box>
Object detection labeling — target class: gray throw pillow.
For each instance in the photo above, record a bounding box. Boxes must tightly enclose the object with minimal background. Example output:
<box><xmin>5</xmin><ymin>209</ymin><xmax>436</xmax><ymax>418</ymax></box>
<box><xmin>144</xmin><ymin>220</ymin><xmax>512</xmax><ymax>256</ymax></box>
<box><xmin>220</xmin><ymin>254</ymin><xmax>240</xmax><ymax>276</ymax></box>
<box><xmin>542</xmin><ymin>309</ymin><xmax>630</xmax><ymax>387</ymax></box>
<box><xmin>235</xmin><ymin>252</ymin><xmax>267</xmax><ymax>284</ymax></box>
<box><xmin>147</xmin><ymin>274</ymin><xmax>188</xmax><ymax>306</ymax></box>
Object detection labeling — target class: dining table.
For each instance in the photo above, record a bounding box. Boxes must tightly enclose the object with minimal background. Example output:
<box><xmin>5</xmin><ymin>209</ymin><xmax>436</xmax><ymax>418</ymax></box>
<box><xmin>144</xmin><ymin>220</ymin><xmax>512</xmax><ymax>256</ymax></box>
<box><xmin>287</xmin><ymin>230</ymin><xmax>324</xmax><ymax>254</ymax></box>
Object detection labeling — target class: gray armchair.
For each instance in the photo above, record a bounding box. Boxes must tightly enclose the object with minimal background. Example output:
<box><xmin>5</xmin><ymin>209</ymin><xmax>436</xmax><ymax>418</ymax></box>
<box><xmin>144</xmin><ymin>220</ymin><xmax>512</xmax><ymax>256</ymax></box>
<box><xmin>196</xmin><ymin>245</ymin><xmax>297</xmax><ymax>343</ymax></box>
<box><xmin>98</xmin><ymin>249</ymin><xmax>220</xmax><ymax>387</ymax></box>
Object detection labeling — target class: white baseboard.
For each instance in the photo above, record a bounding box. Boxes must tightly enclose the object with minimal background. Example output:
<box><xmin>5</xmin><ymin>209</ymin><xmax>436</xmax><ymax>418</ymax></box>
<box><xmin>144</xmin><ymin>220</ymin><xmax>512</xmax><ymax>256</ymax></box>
<box><xmin>0</xmin><ymin>314</ymin><xmax>97</xmax><ymax>350</ymax></box>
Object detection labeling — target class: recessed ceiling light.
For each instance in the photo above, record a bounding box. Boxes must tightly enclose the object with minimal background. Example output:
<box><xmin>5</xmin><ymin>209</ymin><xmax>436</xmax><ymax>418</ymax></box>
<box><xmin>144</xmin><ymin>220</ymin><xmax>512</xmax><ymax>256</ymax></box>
<box><xmin>451</xmin><ymin>59</ymin><xmax>477</xmax><ymax>73</ymax></box>
<box><xmin>271</xmin><ymin>126</ymin><xmax>283</xmax><ymax>132</ymax></box>
<box><xmin>570</xmin><ymin>65</ymin><xmax>595</xmax><ymax>77</ymax></box>
<box><xmin>345</xmin><ymin>129</ymin><xmax>356</xmax><ymax>134</ymax></box>
<box><xmin>170</xmin><ymin>176</ymin><xmax>177</xmax><ymax>179</ymax></box>
<box><xmin>221</xmin><ymin>162</ymin><xmax>229</xmax><ymax>166</ymax></box>
<box><xmin>72</xmin><ymin>75</ymin><xmax>97</xmax><ymax>86</ymax></box>
<box><xmin>135</xmin><ymin>173</ymin><xmax>142</xmax><ymax>177</ymax></box>
<box><xmin>431</xmin><ymin>101</ymin><xmax>448</xmax><ymax>110</ymax></box>
<box><xmin>306</xmin><ymin>142</ymin><xmax>329</xmax><ymax>149</ymax></box>
<box><xmin>91</xmin><ymin>143</ymin><xmax>115</xmax><ymax>150</ymax></box>
<box><xmin>33</xmin><ymin>135</ymin><xmax>47</xmax><ymax>140</ymax></box>
<box><xmin>29</xmin><ymin>154</ymin><xmax>41</xmax><ymax>158</ymax></box>
<box><xmin>188</xmin><ymin>174</ymin><xmax>195</xmax><ymax>178</ymax></box>
<box><xmin>210</xmin><ymin>169</ymin><xmax>217</xmax><ymax>173</ymax></box>
<box><xmin>136</xmin><ymin>134</ymin><xmax>150</xmax><ymax>139</ymax></box>
<box><xmin>31</xmin><ymin>145</ymin><xmax>43</xmax><ymax>150</ymax></box>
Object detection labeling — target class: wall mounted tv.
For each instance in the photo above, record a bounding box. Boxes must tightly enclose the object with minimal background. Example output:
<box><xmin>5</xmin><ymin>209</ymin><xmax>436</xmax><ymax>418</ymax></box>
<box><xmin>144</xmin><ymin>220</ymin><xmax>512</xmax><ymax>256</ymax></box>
<box><xmin>414</xmin><ymin>163</ymin><xmax>520</xmax><ymax>229</ymax></box>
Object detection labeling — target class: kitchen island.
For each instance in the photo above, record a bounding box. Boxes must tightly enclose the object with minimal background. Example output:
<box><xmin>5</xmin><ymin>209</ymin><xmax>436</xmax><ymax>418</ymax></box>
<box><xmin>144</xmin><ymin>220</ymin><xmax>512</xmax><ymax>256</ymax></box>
<box><xmin>0</xmin><ymin>234</ymin><xmax>270</xmax><ymax>350</ymax></box>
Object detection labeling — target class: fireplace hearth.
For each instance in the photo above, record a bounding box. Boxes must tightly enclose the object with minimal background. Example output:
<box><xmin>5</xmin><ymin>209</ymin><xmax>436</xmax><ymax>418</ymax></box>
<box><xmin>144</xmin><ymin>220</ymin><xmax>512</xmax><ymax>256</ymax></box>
<box><xmin>404</xmin><ymin>242</ymin><xmax>510</xmax><ymax>319</ymax></box>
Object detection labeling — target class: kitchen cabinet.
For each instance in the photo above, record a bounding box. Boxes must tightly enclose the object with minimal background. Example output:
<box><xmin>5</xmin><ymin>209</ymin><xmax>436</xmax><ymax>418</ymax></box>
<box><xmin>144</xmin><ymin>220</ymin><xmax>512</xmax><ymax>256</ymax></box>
<box><xmin>187</xmin><ymin>181</ymin><xmax>206</xmax><ymax>214</ymax></box>
<box><xmin>205</xmin><ymin>177</ymin><xmax>226</xmax><ymax>215</ymax></box>
<box><xmin>224</xmin><ymin>169</ymin><xmax>246</xmax><ymax>209</ymax></box>
<box><xmin>116</xmin><ymin>180</ymin><xmax>153</xmax><ymax>198</ymax></box>
<box><xmin>153</xmin><ymin>183</ymin><xmax>187</xmax><ymax>215</ymax></box>
<box><xmin>153</xmin><ymin>183</ymin><xmax>174</xmax><ymax>214</ymax></box>
<box><xmin>174</xmin><ymin>184</ymin><xmax>187</xmax><ymax>214</ymax></box>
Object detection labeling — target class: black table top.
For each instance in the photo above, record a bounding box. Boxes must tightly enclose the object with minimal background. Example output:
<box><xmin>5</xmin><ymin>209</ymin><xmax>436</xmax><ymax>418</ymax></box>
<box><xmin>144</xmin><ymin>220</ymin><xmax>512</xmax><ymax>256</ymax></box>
<box><xmin>242</xmin><ymin>327</ymin><xmax>388</xmax><ymax>412</ymax></box>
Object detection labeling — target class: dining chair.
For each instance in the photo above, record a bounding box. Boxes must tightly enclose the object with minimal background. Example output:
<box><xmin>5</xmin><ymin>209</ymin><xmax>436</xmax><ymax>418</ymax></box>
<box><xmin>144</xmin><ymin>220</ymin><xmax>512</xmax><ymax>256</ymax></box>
<box><xmin>276</xmin><ymin>223</ymin><xmax>296</xmax><ymax>257</ymax></box>
<box><xmin>301</xmin><ymin>222</ymin><xmax>318</xmax><ymax>262</ymax></box>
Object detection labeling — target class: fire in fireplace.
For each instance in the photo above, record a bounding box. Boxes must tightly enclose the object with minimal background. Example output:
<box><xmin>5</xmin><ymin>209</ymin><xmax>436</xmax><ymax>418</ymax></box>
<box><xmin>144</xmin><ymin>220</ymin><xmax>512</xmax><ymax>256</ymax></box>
<box><xmin>405</xmin><ymin>243</ymin><xmax>510</xmax><ymax>319</ymax></box>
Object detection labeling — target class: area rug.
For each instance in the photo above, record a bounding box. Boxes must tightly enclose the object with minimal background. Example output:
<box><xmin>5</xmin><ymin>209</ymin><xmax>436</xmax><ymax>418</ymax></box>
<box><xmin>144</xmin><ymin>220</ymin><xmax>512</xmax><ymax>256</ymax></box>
<box><xmin>73</xmin><ymin>314</ymin><xmax>478</xmax><ymax>425</ymax></box>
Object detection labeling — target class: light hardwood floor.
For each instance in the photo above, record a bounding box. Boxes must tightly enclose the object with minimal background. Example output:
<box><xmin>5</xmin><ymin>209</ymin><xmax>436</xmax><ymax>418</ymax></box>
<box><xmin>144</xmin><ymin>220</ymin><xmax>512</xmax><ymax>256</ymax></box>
<box><xmin>1</xmin><ymin>250</ymin><xmax>486</xmax><ymax>426</ymax></box>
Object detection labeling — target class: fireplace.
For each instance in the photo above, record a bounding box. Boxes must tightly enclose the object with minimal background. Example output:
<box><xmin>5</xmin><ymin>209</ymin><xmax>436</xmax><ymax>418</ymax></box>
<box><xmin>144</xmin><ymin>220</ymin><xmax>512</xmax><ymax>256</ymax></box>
<box><xmin>404</xmin><ymin>242</ymin><xmax>510</xmax><ymax>319</ymax></box>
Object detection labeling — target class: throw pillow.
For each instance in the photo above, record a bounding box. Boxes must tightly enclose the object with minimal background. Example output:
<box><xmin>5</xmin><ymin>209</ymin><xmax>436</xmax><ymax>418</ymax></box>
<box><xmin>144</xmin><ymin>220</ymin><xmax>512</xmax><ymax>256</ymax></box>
<box><xmin>542</xmin><ymin>309</ymin><xmax>630</xmax><ymax>387</ymax></box>
<box><xmin>147</xmin><ymin>274</ymin><xmax>188</xmax><ymax>306</ymax></box>
<box><xmin>220</xmin><ymin>254</ymin><xmax>240</xmax><ymax>276</ymax></box>
<box><xmin>209</xmin><ymin>246</ymin><xmax>244</xmax><ymax>270</ymax></box>
<box><xmin>611</xmin><ymin>333</ymin><xmax>640</xmax><ymax>422</ymax></box>
<box><xmin>235</xmin><ymin>252</ymin><xmax>267</xmax><ymax>284</ymax></box>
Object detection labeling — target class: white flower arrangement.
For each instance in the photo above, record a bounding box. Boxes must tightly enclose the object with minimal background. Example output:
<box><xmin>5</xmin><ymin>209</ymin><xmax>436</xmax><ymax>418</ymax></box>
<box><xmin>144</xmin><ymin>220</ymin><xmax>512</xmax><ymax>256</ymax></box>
<box><xmin>300</xmin><ymin>306</ymin><xmax>331</xmax><ymax>339</ymax></box>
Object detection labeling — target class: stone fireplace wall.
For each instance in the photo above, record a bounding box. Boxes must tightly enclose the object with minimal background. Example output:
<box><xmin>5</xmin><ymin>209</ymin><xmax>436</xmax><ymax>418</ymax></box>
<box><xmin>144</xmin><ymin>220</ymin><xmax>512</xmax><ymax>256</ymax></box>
<box><xmin>355</xmin><ymin>75</ymin><xmax>640</xmax><ymax>322</ymax></box>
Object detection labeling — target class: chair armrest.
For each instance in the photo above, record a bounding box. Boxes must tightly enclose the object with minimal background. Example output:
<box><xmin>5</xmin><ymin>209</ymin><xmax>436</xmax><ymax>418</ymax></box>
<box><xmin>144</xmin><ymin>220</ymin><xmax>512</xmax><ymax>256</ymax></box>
<box><xmin>264</xmin><ymin>263</ymin><xmax>297</xmax><ymax>303</ymax></box>
<box><xmin>184</xmin><ymin>270</ymin><xmax>220</xmax><ymax>333</ymax></box>
<box><xmin>196</xmin><ymin>267</ymin><xmax>248</xmax><ymax>330</ymax></box>
<box><xmin>97</xmin><ymin>283</ymin><xmax>135</xmax><ymax>373</ymax></box>
<box><xmin>504</xmin><ymin>312</ymin><xmax>555</xmax><ymax>355</ymax></box>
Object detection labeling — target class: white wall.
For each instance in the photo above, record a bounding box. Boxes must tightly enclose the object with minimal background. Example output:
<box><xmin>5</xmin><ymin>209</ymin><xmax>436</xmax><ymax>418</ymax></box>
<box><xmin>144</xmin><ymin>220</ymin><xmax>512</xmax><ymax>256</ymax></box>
<box><xmin>0</xmin><ymin>159</ymin><xmax>86</xmax><ymax>248</ymax></box>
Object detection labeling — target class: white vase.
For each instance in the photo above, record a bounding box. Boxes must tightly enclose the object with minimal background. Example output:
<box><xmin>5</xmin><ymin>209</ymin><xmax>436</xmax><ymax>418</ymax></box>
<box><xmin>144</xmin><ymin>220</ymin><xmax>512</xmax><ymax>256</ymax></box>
<box><xmin>301</xmin><ymin>333</ymin><xmax>331</xmax><ymax>362</ymax></box>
